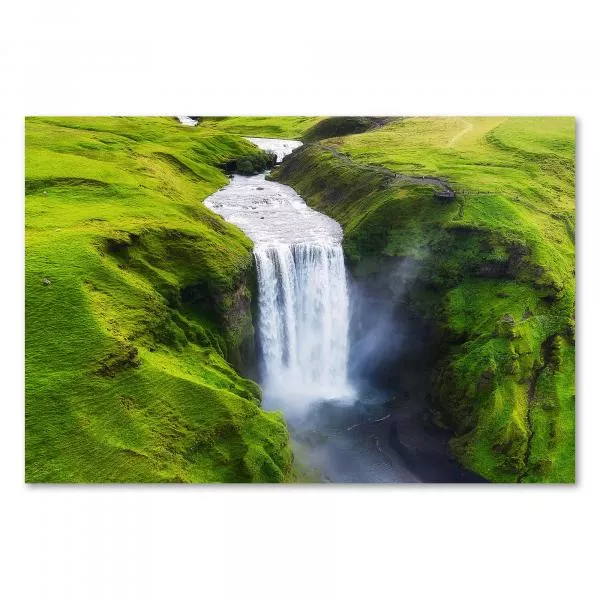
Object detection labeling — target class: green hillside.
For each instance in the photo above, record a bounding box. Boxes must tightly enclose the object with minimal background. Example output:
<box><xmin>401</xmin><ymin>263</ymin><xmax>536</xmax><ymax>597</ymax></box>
<box><xmin>274</xmin><ymin>116</ymin><xmax>575</xmax><ymax>482</ymax></box>
<box><xmin>25</xmin><ymin>117</ymin><xmax>292</xmax><ymax>482</ymax></box>
<box><xmin>202</xmin><ymin>116</ymin><xmax>324</xmax><ymax>139</ymax></box>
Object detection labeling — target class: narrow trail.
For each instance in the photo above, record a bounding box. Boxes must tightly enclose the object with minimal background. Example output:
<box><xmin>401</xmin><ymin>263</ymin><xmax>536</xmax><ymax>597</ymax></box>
<box><xmin>446</xmin><ymin>119</ymin><xmax>474</xmax><ymax>147</ymax></box>
<box><xmin>317</xmin><ymin>144</ymin><xmax>455</xmax><ymax>198</ymax></box>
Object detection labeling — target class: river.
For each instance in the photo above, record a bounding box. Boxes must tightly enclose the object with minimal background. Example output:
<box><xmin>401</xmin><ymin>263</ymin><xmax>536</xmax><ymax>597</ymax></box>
<box><xmin>205</xmin><ymin>138</ymin><xmax>484</xmax><ymax>483</ymax></box>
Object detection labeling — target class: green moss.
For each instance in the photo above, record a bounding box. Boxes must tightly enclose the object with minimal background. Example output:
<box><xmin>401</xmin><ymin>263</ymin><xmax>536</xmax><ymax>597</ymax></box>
<box><xmin>523</xmin><ymin>339</ymin><xmax>575</xmax><ymax>482</ymax></box>
<box><xmin>274</xmin><ymin>117</ymin><xmax>575</xmax><ymax>483</ymax></box>
<box><xmin>201</xmin><ymin>116</ymin><xmax>325</xmax><ymax>139</ymax></box>
<box><xmin>26</xmin><ymin>116</ymin><xmax>292</xmax><ymax>483</ymax></box>
<box><xmin>302</xmin><ymin>117</ymin><xmax>394</xmax><ymax>142</ymax></box>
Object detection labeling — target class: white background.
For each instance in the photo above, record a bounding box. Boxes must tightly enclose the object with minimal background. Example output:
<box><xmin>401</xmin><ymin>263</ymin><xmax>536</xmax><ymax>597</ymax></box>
<box><xmin>1</xmin><ymin>1</ymin><xmax>598</xmax><ymax>598</ymax></box>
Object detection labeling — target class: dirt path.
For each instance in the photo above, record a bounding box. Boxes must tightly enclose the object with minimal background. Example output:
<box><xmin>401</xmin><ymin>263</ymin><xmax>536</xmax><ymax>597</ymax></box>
<box><xmin>446</xmin><ymin>118</ymin><xmax>474</xmax><ymax>147</ymax></box>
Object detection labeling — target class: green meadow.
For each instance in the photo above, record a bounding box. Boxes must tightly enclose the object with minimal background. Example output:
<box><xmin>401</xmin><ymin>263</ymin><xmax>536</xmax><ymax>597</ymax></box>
<box><xmin>202</xmin><ymin>116</ymin><xmax>324</xmax><ymax>139</ymax></box>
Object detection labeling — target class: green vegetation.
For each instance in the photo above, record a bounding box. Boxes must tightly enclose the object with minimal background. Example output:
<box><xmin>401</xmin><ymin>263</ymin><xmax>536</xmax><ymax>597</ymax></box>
<box><xmin>302</xmin><ymin>117</ymin><xmax>394</xmax><ymax>142</ymax></box>
<box><xmin>25</xmin><ymin>116</ymin><xmax>292</xmax><ymax>482</ymax></box>
<box><xmin>274</xmin><ymin>117</ymin><xmax>575</xmax><ymax>483</ymax></box>
<box><xmin>228</xmin><ymin>151</ymin><xmax>277</xmax><ymax>175</ymax></box>
<box><xmin>26</xmin><ymin>115</ymin><xmax>576</xmax><ymax>484</ymax></box>
<box><xmin>202</xmin><ymin>116</ymin><xmax>324</xmax><ymax>139</ymax></box>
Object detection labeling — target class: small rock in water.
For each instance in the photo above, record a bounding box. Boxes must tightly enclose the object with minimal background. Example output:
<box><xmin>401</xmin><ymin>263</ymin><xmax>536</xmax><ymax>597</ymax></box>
<box><xmin>256</xmin><ymin>187</ymin><xmax>264</xmax><ymax>190</ymax></box>
<box><xmin>42</xmin><ymin>277</ymin><xmax>51</xmax><ymax>286</ymax></box>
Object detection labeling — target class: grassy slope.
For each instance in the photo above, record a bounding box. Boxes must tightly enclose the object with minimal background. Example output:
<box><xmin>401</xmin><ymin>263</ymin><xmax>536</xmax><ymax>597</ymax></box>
<box><xmin>202</xmin><ymin>117</ymin><xmax>324</xmax><ymax>139</ymax></box>
<box><xmin>275</xmin><ymin>117</ymin><xmax>575</xmax><ymax>482</ymax></box>
<box><xmin>25</xmin><ymin>116</ymin><xmax>292</xmax><ymax>482</ymax></box>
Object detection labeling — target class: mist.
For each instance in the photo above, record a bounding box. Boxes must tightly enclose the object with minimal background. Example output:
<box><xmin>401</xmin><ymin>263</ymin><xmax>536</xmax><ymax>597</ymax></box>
<box><xmin>347</xmin><ymin>256</ymin><xmax>422</xmax><ymax>391</ymax></box>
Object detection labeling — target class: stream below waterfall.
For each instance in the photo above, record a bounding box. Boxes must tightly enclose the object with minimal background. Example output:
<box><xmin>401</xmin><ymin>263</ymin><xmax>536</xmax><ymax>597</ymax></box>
<box><xmin>205</xmin><ymin>137</ymin><xmax>484</xmax><ymax>483</ymax></box>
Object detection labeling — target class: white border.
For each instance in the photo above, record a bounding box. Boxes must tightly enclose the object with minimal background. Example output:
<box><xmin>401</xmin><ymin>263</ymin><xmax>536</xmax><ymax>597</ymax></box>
<box><xmin>2</xmin><ymin>1</ymin><xmax>598</xmax><ymax>599</ymax></box>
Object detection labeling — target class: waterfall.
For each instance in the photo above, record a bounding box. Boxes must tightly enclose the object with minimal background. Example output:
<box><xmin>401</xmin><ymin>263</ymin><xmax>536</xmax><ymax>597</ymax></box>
<box><xmin>254</xmin><ymin>242</ymin><xmax>352</xmax><ymax>407</ymax></box>
<box><xmin>204</xmin><ymin>136</ymin><xmax>354</xmax><ymax>411</ymax></box>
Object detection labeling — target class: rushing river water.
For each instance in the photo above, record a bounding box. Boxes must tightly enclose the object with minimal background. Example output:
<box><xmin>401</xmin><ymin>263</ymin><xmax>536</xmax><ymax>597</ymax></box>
<box><xmin>205</xmin><ymin>139</ymin><xmax>353</xmax><ymax>413</ymax></box>
<box><xmin>204</xmin><ymin>138</ymin><xmax>484</xmax><ymax>483</ymax></box>
<box><xmin>176</xmin><ymin>116</ymin><xmax>198</xmax><ymax>127</ymax></box>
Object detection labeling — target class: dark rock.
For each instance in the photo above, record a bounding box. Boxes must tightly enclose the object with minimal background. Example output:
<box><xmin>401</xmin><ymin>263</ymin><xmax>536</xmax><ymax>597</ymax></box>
<box><xmin>506</xmin><ymin>243</ymin><xmax>529</xmax><ymax>276</ymax></box>
<box><xmin>478</xmin><ymin>261</ymin><xmax>509</xmax><ymax>277</ymax></box>
<box><xmin>477</xmin><ymin>369</ymin><xmax>495</xmax><ymax>394</ymax></box>
<box><xmin>435</xmin><ymin>190</ymin><xmax>456</xmax><ymax>201</ymax></box>
<box><xmin>96</xmin><ymin>345</ymin><xmax>141</xmax><ymax>377</ymax></box>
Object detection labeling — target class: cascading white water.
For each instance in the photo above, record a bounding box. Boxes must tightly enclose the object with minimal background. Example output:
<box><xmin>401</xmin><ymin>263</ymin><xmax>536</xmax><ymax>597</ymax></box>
<box><xmin>254</xmin><ymin>242</ymin><xmax>352</xmax><ymax>405</ymax></box>
<box><xmin>204</xmin><ymin>137</ymin><xmax>353</xmax><ymax>411</ymax></box>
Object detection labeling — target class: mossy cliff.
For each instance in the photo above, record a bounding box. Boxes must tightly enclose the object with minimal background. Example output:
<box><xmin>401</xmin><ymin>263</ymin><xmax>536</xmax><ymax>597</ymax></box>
<box><xmin>26</xmin><ymin>117</ymin><xmax>291</xmax><ymax>482</ymax></box>
<box><xmin>273</xmin><ymin>117</ymin><xmax>575</xmax><ymax>483</ymax></box>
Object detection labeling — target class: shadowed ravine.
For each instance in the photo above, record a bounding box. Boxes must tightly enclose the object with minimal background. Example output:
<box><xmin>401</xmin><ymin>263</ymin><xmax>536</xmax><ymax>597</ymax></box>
<box><xmin>205</xmin><ymin>138</ymin><xmax>484</xmax><ymax>483</ymax></box>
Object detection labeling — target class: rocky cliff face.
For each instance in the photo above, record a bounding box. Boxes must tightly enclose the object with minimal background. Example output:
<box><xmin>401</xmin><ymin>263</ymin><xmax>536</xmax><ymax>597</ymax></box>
<box><xmin>216</xmin><ymin>262</ymin><xmax>258</xmax><ymax>380</ymax></box>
